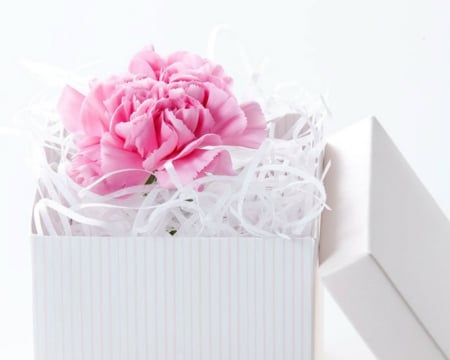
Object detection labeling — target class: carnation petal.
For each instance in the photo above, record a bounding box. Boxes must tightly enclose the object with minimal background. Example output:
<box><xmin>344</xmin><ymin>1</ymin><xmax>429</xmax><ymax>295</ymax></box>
<box><xmin>57</xmin><ymin>85</ymin><xmax>85</xmax><ymax>132</ymax></box>
<box><xmin>97</xmin><ymin>133</ymin><xmax>148</xmax><ymax>193</ymax></box>
<box><xmin>175</xmin><ymin>108</ymin><xmax>199</xmax><ymax>133</ymax></box>
<box><xmin>76</xmin><ymin>139</ymin><xmax>101</xmax><ymax>162</ymax></box>
<box><xmin>100</xmin><ymin>133</ymin><xmax>143</xmax><ymax>173</ymax></box>
<box><xmin>70</xmin><ymin>147</ymin><xmax>101</xmax><ymax>184</ymax></box>
<box><xmin>164</xmin><ymin>110</ymin><xmax>196</xmax><ymax>149</ymax></box>
<box><xmin>104</xmin><ymin>87</ymin><xmax>127</xmax><ymax>115</ymax></box>
<box><xmin>74</xmin><ymin>135</ymin><xmax>100</xmax><ymax>149</ymax></box>
<box><xmin>237</xmin><ymin>101</ymin><xmax>267</xmax><ymax>148</ymax></box>
<box><xmin>156</xmin><ymin>148</ymin><xmax>233</xmax><ymax>188</ymax></box>
<box><xmin>174</xmin><ymin>133</ymin><xmax>223</xmax><ymax>159</ymax></box>
<box><xmin>206</xmin><ymin>84</ymin><xmax>247</xmax><ymax>137</ymax></box>
<box><xmin>196</xmin><ymin>108</ymin><xmax>216</xmax><ymax>134</ymax></box>
<box><xmin>79</xmin><ymin>82</ymin><xmax>114</xmax><ymax>136</ymax></box>
<box><xmin>142</xmin><ymin>124</ymin><xmax>178</xmax><ymax>170</ymax></box>
<box><xmin>110</xmin><ymin>101</ymin><xmax>132</xmax><ymax>131</ymax></box>
<box><xmin>184</xmin><ymin>83</ymin><xmax>208</xmax><ymax>105</ymax></box>
<box><xmin>166</xmin><ymin>51</ymin><xmax>205</xmax><ymax>68</ymax></box>
<box><xmin>198</xmin><ymin>149</ymin><xmax>234</xmax><ymax>177</ymax></box>
<box><xmin>115</xmin><ymin>112</ymin><xmax>158</xmax><ymax>158</ymax></box>
<box><xmin>129</xmin><ymin>46</ymin><xmax>164</xmax><ymax>79</ymax></box>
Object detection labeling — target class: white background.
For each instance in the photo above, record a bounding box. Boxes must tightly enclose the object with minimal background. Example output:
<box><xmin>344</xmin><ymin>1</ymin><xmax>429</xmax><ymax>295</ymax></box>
<box><xmin>1</xmin><ymin>0</ymin><xmax>449</xmax><ymax>359</ymax></box>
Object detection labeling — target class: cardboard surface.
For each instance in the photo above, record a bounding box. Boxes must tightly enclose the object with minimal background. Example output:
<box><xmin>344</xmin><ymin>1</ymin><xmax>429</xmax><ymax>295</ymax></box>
<box><xmin>320</xmin><ymin>118</ymin><xmax>450</xmax><ymax>359</ymax></box>
<box><xmin>32</xmin><ymin>236</ymin><xmax>316</xmax><ymax>360</ymax></box>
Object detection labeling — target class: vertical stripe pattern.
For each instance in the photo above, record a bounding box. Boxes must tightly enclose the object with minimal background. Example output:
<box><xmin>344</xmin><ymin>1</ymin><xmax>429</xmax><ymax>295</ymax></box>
<box><xmin>32</xmin><ymin>236</ymin><xmax>316</xmax><ymax>360</ymax></box>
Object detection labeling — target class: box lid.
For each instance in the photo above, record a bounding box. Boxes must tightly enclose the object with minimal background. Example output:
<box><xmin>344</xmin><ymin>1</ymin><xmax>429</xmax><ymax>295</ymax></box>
<box><xmin>320</xmin><ymin>118</ymin><xmax>450</xmax><ymax>359</ymax></box>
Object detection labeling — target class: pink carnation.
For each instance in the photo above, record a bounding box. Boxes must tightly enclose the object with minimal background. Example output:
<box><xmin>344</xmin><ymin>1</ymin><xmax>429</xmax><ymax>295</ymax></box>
<box><xmin>58</xmin><ymin>46</ymin><xmax>267</xmax><ymax>194</ymax></box>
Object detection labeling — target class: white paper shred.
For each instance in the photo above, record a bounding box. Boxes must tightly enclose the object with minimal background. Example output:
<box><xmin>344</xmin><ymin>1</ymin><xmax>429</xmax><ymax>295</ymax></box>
<box><xmin>25</xmin><ymin>57</ymin><xmax>328</xmax><ymax>239</ymax></box>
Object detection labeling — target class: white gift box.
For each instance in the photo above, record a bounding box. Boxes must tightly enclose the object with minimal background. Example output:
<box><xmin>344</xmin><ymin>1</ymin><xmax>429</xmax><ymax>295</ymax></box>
<box><xmin>30</xmin><ymin>108</ymin><xmax>326</xmax><ymax>360</ymax></box>
<box><xmin>320</xmin><ymin>118</ymin><xmax>450</xmax><ymax>359</ymax></box>
<box><xmin>32</xmin><ymin>235</ymin><xmax>318</xmax><ymax>360</ymax></box>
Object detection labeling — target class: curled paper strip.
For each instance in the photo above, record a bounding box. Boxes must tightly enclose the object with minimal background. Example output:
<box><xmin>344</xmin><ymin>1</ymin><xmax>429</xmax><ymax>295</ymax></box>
<box><xmin>30</xmin><ymin>93</ymin><xmax>327</xmax><ymax>238</ymax></box>
<box><xmin>25</xmin><ymin>46</ymin><xmax>328</xmax><ymax>239</ymax></box>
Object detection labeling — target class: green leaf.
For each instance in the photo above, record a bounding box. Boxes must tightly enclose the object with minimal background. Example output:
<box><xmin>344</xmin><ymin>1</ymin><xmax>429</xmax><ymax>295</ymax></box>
<box><xmin>145</xmin><ymin>174</ymin><xmax>157</xmax><ymax>185</ymax></box>
<box><xmin>169</xmin><ymin>229</ymin><xmax>177</xmax><ymax>236</ymax></box>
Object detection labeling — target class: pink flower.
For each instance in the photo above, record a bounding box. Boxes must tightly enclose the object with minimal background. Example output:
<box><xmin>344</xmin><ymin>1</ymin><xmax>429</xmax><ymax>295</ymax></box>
<box><xmin>58</xmin><ymin>46</ymin><xmax>267</xmax><ymax>194</ymax></box>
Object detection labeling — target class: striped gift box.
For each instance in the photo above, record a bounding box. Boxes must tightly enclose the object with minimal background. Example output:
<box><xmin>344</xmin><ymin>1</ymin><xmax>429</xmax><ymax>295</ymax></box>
<box><xmin>32</xmin><ymin>236</ymin><xmax>317</xmax><ymax>360</ymax></box>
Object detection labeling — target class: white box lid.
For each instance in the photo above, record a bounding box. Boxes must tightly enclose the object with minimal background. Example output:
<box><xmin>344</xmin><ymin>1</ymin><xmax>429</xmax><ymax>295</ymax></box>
<box><xmin>320</xmin><ymin>118</ymin><xmax>450</xmax><ymax>359</ymax></box>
